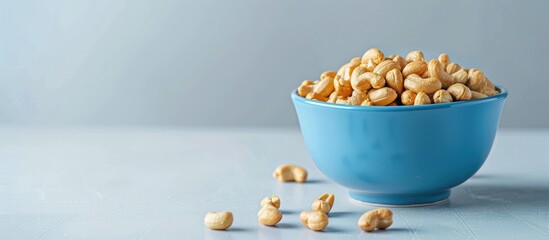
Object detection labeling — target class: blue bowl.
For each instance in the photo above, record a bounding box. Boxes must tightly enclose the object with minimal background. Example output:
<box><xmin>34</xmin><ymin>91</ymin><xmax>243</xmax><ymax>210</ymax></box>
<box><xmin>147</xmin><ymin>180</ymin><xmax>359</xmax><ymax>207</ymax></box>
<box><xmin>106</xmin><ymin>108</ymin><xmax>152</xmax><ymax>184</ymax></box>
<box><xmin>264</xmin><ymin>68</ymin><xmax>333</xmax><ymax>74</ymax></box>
<box><xmin>292</xmin><ymin>86</ymin><xmax>508</xmax><ymax>206</ymax></box>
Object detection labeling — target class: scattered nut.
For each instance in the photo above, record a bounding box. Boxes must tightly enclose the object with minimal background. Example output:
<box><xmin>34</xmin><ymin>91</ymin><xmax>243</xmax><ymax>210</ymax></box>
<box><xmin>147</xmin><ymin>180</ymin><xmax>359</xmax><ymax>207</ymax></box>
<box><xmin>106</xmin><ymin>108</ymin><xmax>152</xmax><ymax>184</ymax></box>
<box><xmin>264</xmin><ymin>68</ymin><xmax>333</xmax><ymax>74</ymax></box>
<box><xmin>273</xmin><ymin>164</ymin><xmax>307</xmax><ymax>183</ymax></box>
<box><xmin>358</xmin><ymin>208</ymin><xmax>393</xmax><ymax>232</ymax></box>
<box><xmin>300</xmin><ymin>210</ymin><xmax>329</xmax><ymax>231</ymax></box>
<box><xmin>261</xmin><ymin>195</ymin><xmax>281</xmax><ymax>209</ymax></box>
<box><xmin>204</xmin><ymin>212</ymin><xmax>233</xmax><ymax>230</ymax></box>
<box><xmin>258</xmin><ymin>204</ymin><xmax>282</xmax><ymax>226</ymax></box>
<box><xmin>311</xmin><ymin>193</ymin><xmax>335</xmax><ymax>214</ymax></box>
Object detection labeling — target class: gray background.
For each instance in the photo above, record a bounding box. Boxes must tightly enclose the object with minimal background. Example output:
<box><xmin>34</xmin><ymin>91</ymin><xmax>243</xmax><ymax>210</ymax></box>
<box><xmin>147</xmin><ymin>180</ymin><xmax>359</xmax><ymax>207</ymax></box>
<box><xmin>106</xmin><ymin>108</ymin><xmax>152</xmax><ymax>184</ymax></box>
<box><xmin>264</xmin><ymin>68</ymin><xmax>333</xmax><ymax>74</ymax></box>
<box><xmin>1</xmin><ymin>0</ymin><xmax>547</xmax><ymax>127</ymax></box>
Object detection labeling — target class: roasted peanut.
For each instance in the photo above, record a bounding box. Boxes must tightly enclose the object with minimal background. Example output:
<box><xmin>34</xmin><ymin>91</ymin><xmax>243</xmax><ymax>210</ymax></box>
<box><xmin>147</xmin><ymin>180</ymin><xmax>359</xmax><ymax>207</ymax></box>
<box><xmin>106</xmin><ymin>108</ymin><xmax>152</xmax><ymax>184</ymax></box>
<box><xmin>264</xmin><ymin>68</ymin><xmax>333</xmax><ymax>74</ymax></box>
<box><xmin>297</xmin><ymin>80</ymin><xmax>315</xmax><ymax>97</ymax></box>
<box><xmin>373</xmin><ymin>60</ymin><xmax>399</xmax><ymax>77</ymax></box>
<box><xmin>261</xmin><ymin>195</ymin><xmax>280</xmax><ymax>209</ymax></box>
<box><xmin>428</xmin><ymin>59</ymin><xmax>455</xmax><ymax>88</ymax></box>
<box><xmin>452</xmin><ymin>69</ymin><xmax>468</xmax><ymax>84</ymax></box>
<box><xmin>311</xmin><ymin>193</ymin><xmax>335</xmax><ymax>214</ymax></box>
<box><xmin>205</xmin><ymin>212</ymin><xmax>233</xmax><ymax>230</ymax></box>
<box><xmin>300</xmin><ymin>211</ymin><xmax>329</xmax><ymax>231</ymax></box>
<box><xmin>405</xmin><ymin>50</ymin><xmax>424</xmax><ymax>62</ymax></box>
<box><xmin>273</xmin><ymin>164</ymin><xmax>307</xmax><ymax>183</ymax></box>
<box><xmin>471</xmin><ymin>90</ymin><xmax>488</xmax><ymax>99</ymax></box>
<box><xmin>361</xmin><ymin>48</ymin><xmax>385</xmax><ymax>65</ymax></box>
<box><xmin>401</xmin><ymin>90</ymin><xmax>417</xmax><ymax>105</ymax></box>
<box><xmin>414</xmin><ymin>92</ymin><xmax>431</xmax><ymax>105</ymax></box>
<box><xmin>467</xmin><ymin>69</ymin><xmax>487</xmax><ymax>92</ymax></box>
<box><xmin>438</xmin><ymin>53</ymin><xmax>450</xmax><ymax>68</ymax></box>
<box><xmin>386</xmin><ymin>69</ymin><xmax>404</xmax><ymax>94</ymax></box>
<box><xmin>447</xmin><ymin>83</ymin><xmax>472</xmax><ymax>101</ymax></box>
<box><xmin>403</xmin><ymin>75</ymin><xmax>442</xmax><ymax>94</ymax></box>
<box><xmin>433</xmin><ymin>89</ymin><xmax>453</xmax><ymax>103</ymax></box>
<box><xmin>402</xmin><ymin>61</ymin><xmax>428</xmax><ymax>77</ymax></box>
<box><xmin>393</xmin><ymin>55</ymin><xmax>407</xmax><ymax>70</ymax></box>
<box><xmin>348</xmin><ymin>90</ymin><xmax>369</xmax><ymax>105</ymax></box>
<box><xmin>368</xmin><ymin>87</ymin><xmax>398</xmax><ymax>106</ymax></box>
<box><xmin>358</xmin><ymin>208</ymin><xmax>393</xmax><ymax>232</ymax></box>
<box><xmin>446</xmin><ymin>63</ymin><xmax>462</xmax><ymax>74</ymax></box>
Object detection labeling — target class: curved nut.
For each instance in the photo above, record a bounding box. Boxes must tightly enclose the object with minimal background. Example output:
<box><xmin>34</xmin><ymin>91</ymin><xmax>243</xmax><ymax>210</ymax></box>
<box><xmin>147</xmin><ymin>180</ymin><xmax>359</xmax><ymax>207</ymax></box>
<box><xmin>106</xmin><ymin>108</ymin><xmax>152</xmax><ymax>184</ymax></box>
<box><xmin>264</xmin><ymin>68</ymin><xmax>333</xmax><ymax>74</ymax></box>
<box><xmin>297</xmin><ymin>80</ymin><xmax>315</xmax><ymax>97</ymax></box>
<box><xmin>467</xmin><ymin>69</ymin><xmax>487</xmax><ymax>91</ymax></box>
<box><xmin>334</xmin><ymin>75</ymin><xmax>353</xmax><ymax>97</ymax></box>
<box><xmin>306</xmin><ymin>92</ymin><xmax>328</xmax><ymax>102</ymax></box>
<box><xmin>393</xmin><ymin>55</ymin><xmax>407</xmax><ymax>70</ymax></box>
<box><xmin>350</xmin><ymin>66</ymin><xmax>372</xmax><ymax>92</ymax></box>
<box><xmin>481</xmin><ymin>86</ymin><xmax>499</xmax><ymax>96</ymax></box>
<box><xmin>335</xmin><ymin>97</ymin><xmax>349</xmax><ymax>105</ymax></box>
<box><xmin>311</xmin><ymin>193</ymin><xmax>335</xmax><ymax>214</ymax></box>
<box><xmin>405</xmin><ymin>50</ymin><xmax>424</xmax><ymax>62</ymax></box>
<box><xmin>433</xmin><ymin>89</ymin><xmax>453</xmax><ymax>103</ymax></box>
<box><xmin>312</xmin><ymin>78</ymin><xmax>335</xmax><ymax>97</ymax></box>
<box><xmin>258</xmin><ymin>204</ymin><xmax>282</xmax><ymax>226</ymax></box>
<box><xmin>402</xmin><ymin>61</ymin><xmax>428</xmax><ymax>77</ymax></box>
<box><xmin>326</xmin><ymin>92</ymin><xmax>338</xmax><ymax>103</ymax></box>
<box><xmin>261</xmin><ymin>195</ymin><xmax>280</xmax><ymax>209</ymax></box>
<box><xmin>414</xmin><ymin>92</ymin><xmax>431</xmax><ymax>105</ymax></box>
<box><xmin>273</xmin><ymin>164</ymin><xmax>307</xmax><ymax>183</ymax></box>
<box><xmin>446</xmin><ymin>63</ymin><xmax>462</xmax><ymax>74</ymax></box>
<box><xmin>401</xmin><ymin>90</ymin><xmax>417</xmax><ymax>105</ymax></box>
<box><xmin>452</xmin><ymin>69</ymin><xmax>468</xmax><ymax>84</ymax></box>
<box><xmin>300</xmin><ymin>211</ymin><xmax>329</xmax><ymax>231</ymax></box>
<box><xmin>361</xmin><ymin>98</ymin><xmax>375</xmax><ymax>106</ymax></box>
<box><xmin>205</xmin><ymin>212</ymin><xmax>233</xmax><ymax>230</ymax></box>
<box><xmin>471</xmin><ymin>90</ymin><xmax>488</xmax><ymax>99</ymax></box>
<box><xmin>373</xmin><ymin>60</ymin><xmax>398</xmax><ymax>77</ymax></box>
<box><xmin>348</xmin><ymin>90</ymin><xmax>369</xmax><ymax>105</ymax></box>
<box><xmin>358</xmin><ymin>208</ymin><xmax>393</xmax><ymax>232</ymax></box>
<box><xmin>386</xmin><ymin>69</ymin><xmax>404</xmax><ymax>94</ymax></box>
<box><xmin>447</xmin><ymin>83</ymin><xmax>472</xmax><ymax>101</ymax></box>
<box><xmin>438</xmin><ymin>53</ymin><xmax>450</xmax><ymax>68</ymax></box>
<box><xmin>320</xmin><ymin>71</ymin><xmax>336</xmax><ymax>81</ymax></box>
<box><xmin>403</xmin><ymin>75</ymin><xmax>442</xmax><ymax>94</ymax></box>
<box><xmin>354</xmin><ymin>72</ymin><xmax>386</xmax><ymax>91</ymax></box>
<box><xmin>361</xmin><ymin>48</ymin><xmax>385</xmax><ymax>65</ymax></box>
<box><xmin>368</xmin><ymin>87</ymin><xmax>398</xmax><ymax>106</ymax></box>
<box><xmin>428</xmin><ymin>59</ymin><xmax>454</xmax><ymax>88</ymax></box>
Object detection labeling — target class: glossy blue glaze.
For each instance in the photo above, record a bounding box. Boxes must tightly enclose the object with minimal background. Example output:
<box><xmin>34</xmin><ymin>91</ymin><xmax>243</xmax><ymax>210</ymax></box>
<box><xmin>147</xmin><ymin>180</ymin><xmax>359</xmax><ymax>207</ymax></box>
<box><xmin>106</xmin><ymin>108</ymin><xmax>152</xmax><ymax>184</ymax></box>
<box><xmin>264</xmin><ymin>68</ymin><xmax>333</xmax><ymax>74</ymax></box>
<box><xmin>292</xmin><ymin>86</ymin><xmax>508</xmax><ymax>206</ymax></box>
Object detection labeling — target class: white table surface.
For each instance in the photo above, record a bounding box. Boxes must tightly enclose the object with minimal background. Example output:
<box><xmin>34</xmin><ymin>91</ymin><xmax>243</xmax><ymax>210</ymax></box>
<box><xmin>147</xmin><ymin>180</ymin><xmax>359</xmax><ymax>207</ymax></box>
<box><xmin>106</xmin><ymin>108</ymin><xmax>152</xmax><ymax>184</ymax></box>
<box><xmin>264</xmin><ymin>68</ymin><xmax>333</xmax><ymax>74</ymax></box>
<box><xmin>1</xmin><ymin>127</ymin><xmax>548</xmax><ymax>240</ymax></box>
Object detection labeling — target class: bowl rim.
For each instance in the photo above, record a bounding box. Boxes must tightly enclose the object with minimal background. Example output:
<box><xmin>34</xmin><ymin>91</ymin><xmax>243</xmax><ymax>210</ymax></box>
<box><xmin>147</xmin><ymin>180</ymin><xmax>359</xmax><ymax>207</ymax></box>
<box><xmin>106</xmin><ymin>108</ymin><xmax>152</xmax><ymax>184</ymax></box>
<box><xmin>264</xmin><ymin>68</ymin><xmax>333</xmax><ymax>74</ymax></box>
<box><xmin>291</xmin><ymin>85</ymin><xmax>508</xmax><ymax>112</ymax></box>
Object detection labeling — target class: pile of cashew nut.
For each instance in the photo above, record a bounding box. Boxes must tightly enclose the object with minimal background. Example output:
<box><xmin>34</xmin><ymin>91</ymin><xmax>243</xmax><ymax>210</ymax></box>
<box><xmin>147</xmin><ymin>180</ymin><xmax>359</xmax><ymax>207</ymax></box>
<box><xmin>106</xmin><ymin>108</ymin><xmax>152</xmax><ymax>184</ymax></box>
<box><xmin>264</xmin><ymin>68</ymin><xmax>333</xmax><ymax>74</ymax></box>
<box><xmin>204</xmin><ymin>164</ymin><xmax>394</xmax><ymax>233</ymax></box>
<box><xmin>297</xmin><ymin>48</ymin><xmax>499</xmax><ymax>106</ymax></box>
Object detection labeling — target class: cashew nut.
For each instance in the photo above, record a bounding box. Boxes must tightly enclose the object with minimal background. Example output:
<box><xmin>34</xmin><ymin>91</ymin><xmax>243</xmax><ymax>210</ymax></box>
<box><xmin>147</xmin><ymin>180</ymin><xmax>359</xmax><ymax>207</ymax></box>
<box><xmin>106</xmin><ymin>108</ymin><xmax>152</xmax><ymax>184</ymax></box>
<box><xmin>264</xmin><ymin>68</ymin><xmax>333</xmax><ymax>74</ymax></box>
<box><xmin>433</xmin><ymin>89</ymin><xmax>453</xmax><ymax>103</ymax></box>
<box><xmin>403</xmin><ymin>75</ymin><xmax>442</xmax><ymax>94</ymax></box>
<box><xmin>361</xmin><ymin>48</ymin><xmax>385</xmax><ymax>65</ymax></box>
<box><xmin>300</xmin><ymin>210</ymin><xmax>329</xmax><ymax>231</ymax></box>
<box><xmin>311</xmin><ymin>193</ymin><xmax>335</xmax><ymax>214</ymax></box>
<box><xmin>471</xmin><ymin>90</ymin><xmax>488</xmax><ymax>99</ymax></box>
<box><xmin>385</xmin><ymin>68</ymin><xmax>404</xmax><ymax>94</ymax></box>
<box><xmin>402</xmin><ymin>61</ymin><xmax>428</xmax><ymax>77</ymax></box>
<box><xmin>373</xmin><ymin>60</ymin><xmax>399</xmax><ymax>77</ymax></box>
<box><xmin>260</xmin><ymin>195</ymin><xmax>280</xmax><ymax>209</ymax></box>
<box><xmin>393</xmin><ymin>55</ymin><xmax>407</xmax><ymax>70</ymax></box>
<box><xmin>452</xmin><ymin>69</ymin><xmax>469</xmax><ymax>84</ymax></box>
<box><xmin>414</xmin><ymin>92</ymin><xmax>431</xmax><ymax>105</ymax></box>
<box><xmin>204</xmin><ymin>211</ymin><xmax>233</xmax><ymax>230</ymax></box>
<box><xmin>467</xmin><ymin>69</ymin><xmax>487</xmax><ymax>91</ymax></box>
<box><xmin>446</xmin><ymin>63</ymin><xmax>462</xmax><ymax>74</ymax></box>
<box><xmin>258</xmin><ymin>197</ymin><xmax>282</xmax><ymax>226</ymax></box>
<box><xmin>368</xmin><ymin>87</ymin><xmax>398</xmax><ymax>106</ymax></box>
<box><xmin>358</xmin><ymin>208</ymin><xmax>393</xmax><ymax>232</ymax></box>
<box><xmin>401</xmin><ymin>90</ymin><xmax>417</xmax><ymax>105</ymax></box>
<box><xmin>438</xmin><ymin>53</ymin><xmax>450</xmax><ymax>68</ymax></box>
<box><xmin>447</xmin><ymin>83</ymin><xmax>472</xmax><ymax>101</ymax></box>
<box><xmin>428</xmin><ymin>59</ymin><xmax>455</xmax><ymax>88</ymax></box>
<box><xmin>405</xmin><ymin>50</ymin><xmax>424</xmax><ymax>62</ymax></box>
<box><xmin>273</xmin><ymin>164</ymin><xmax>307</xmax><ymax>183</ymax></box>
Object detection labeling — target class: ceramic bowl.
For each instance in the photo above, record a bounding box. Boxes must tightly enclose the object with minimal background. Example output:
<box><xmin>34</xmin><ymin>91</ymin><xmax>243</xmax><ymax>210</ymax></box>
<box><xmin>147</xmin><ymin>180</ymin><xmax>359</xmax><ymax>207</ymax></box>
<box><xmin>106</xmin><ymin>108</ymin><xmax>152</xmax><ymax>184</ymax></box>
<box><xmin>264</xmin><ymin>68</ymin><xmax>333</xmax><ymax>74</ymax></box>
<box><xmin>291</xmin><ymin>86</ymin><xmax>508</xmax><ymax>206</ymax></box>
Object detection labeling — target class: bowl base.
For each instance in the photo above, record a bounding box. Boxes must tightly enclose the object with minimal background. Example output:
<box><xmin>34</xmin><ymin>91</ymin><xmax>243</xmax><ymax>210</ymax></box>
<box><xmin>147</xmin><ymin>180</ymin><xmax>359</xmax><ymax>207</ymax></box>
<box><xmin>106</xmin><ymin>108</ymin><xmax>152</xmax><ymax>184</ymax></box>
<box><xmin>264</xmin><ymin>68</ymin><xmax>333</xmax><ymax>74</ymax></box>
<box><xmin>348</xmin><ymin>190</ymin><xmax>450</xmax><ymax>207</ymax></box>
